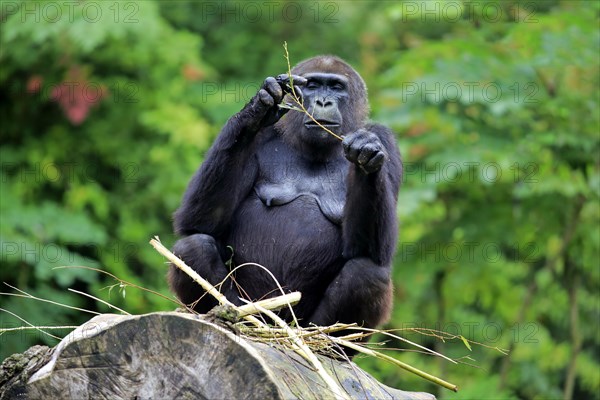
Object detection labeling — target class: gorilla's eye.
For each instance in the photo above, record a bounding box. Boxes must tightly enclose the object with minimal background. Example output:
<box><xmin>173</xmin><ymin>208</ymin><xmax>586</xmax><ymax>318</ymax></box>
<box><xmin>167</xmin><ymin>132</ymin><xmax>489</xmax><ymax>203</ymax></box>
<box><xmin>306</xmin><ymin>81</ymin><xmax>320</xmax><ymax>89</ymax></box>
<box><xmin>332</xmin><ymin>83</ymin><xmax>346</xmax><ymax>91</ymax></box>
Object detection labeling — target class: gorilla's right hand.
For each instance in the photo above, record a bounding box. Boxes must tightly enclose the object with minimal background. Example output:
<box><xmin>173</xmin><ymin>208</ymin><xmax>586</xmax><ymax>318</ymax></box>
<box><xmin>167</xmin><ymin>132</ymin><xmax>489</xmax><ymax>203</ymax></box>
<box><xmin>241</xmin><ymin>74</ymin><xmax>306</xmax><ymax>132</ymax></box>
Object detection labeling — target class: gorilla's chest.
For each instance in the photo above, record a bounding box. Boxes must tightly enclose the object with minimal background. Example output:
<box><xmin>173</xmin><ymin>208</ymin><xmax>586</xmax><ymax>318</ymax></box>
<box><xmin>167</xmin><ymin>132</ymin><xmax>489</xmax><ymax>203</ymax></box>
<box><xmin>253</xmin><ymin>142</ymin><xmax>348</xmax><ymax>225</ymax></box>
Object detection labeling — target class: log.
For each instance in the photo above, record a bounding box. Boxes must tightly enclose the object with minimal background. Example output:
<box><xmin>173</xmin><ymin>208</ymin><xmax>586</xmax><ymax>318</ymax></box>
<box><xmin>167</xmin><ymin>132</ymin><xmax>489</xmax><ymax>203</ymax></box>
<box><xmin>0</xmin><ymin>312</ymin><xmax>435</xmax><ymax>399</ymax></box>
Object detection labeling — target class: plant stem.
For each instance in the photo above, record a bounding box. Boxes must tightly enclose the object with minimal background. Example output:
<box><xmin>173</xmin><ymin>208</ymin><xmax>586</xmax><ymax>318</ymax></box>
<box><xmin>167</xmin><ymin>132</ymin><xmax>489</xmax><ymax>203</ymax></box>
<box><xmin>329</xmin><ymin>336</ymin><xmax>458</xmax><ymax>392</ymax></box>
<box><xmin>252</xmin><ymin>302</ymin><xmax>351</xmax><ymax>400</ymax></box>
<box><xmin>236</xmin><ymin>292</ymin><xmax>301</xmax><ymax>317</ymax></box>
<box><xmin>149</xmin><ymin>237</ymin><xmax>263</xmax><ymax>327</ymax></box>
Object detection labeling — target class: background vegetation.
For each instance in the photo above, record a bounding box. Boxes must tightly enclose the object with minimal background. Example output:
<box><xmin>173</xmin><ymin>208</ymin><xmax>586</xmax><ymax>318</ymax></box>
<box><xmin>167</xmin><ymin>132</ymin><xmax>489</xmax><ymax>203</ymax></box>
<box><xmin>1</xmin><ymin>1</ymin><xmax>598</xmax><ymax>399</ymax></box>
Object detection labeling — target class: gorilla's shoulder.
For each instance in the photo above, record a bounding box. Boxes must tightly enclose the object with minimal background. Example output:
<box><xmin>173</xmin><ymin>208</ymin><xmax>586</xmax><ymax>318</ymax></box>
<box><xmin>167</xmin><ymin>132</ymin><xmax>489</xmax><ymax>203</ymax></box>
<box><xmin>364</xmin><ymin>122</ymin><xmax>398</xmax><ymax>145</ymax></box>
<box><xmin>364</xmin><ymin>122</ymin><xmax>393</xmax><ymax>135</ymax></box>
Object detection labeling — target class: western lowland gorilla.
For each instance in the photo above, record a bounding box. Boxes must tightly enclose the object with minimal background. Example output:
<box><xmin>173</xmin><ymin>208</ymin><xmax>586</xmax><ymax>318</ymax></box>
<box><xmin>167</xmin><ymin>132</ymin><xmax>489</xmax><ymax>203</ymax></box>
<box><xmin>168</xmin><ymin>55</ymin><xmax>402</xmax><ymax>331</ymax></box>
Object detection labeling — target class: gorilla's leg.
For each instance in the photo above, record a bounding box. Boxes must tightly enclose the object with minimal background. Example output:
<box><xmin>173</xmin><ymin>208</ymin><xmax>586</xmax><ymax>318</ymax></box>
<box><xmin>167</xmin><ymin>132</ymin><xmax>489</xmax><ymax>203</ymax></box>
<box><xmin>309</xmin><ymin>258</ymin><xmax>393</xmax><ymax>328</ymax></box>
<box><xmin>168</xmin><ymin>234</ymin><xmax>239</xmax><ymax>313</ymax></box>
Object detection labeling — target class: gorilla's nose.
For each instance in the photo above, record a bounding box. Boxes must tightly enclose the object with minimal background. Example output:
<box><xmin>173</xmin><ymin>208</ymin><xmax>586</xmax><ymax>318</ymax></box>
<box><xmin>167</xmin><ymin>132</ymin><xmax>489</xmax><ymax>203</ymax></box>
<box><xmin>316</xmin><ymin>98</ymin><xmax>334</xmax><ymax>108</ymax></box>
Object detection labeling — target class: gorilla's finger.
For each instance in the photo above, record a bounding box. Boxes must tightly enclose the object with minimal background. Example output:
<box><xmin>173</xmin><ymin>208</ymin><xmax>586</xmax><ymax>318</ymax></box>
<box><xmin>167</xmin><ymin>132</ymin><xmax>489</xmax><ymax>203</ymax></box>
<box><xmin>365</xmin><ymin>151</ymin><xmax>385</xmax><ymax>173</ymax></box>
<box><xmin>352</xmin><ymin>134</ymin><xmax>372</xmax><ymax>151</ymax></box>
<box><xmin>290</xmin><ymin>75</ymin><xmax>307</xmax><ymax>86</ymax></box>
<box><xmin>342</xmin><ymin>135</ymin><xmax>356</xmax><ymax>157</ymax></box>
<box><xmin>358</xmin><ymin>144</ymin><xmax>378</xmax><ymax>165</ymax></box>
<box><xmin>258</xmin><ymin>89</ymin><xmax>274</xmax><ymax>108</ymax></box>
<box><xmin>276</xmin><ymin>74</ymin><xmax>307</xmax><ymax>92</ymax></box>
<box><xmin>264</xmin><ymin>77</ymin><xmax>283</xmax><ymax>104</ymax></box>
<box><xmin>343</xmin><ymin>139</ymin><xmax>361</xmax><ymax>162</ymax></box>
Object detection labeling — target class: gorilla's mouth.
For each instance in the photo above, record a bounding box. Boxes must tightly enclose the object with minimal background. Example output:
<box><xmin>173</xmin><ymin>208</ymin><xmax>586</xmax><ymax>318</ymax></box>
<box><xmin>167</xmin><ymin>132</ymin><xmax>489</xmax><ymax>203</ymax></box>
<box><xmin>304</xmin><ymin>120</ymin><xmax>341</xmax><ymax>129</ymax></box>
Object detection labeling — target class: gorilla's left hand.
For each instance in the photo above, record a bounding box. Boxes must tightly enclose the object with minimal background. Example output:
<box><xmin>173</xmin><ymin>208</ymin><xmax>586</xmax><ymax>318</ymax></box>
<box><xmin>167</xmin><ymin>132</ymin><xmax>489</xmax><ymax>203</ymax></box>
<box><xmin>342</xmin><ymin>129</ymin><xmax>388</xmax><ymax>174</ymax></box>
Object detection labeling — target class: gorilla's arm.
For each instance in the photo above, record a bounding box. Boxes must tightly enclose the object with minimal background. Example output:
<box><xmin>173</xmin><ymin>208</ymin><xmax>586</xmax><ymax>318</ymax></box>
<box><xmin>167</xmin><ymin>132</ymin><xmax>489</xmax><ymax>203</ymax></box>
<box><xmin>309</xmin><ymin>124</ymin><xmax>402</xmax><ymax>328</ymax></box>
<box><xmin>169</xmin><ymin>76</ymin><xmax>306</xmax><ymax>311</ymax></box>
<box><xmin>173</xmin><ymin>124</ymin><xmax>258</xmax><ymax>237</ymax></box>
<box><xmin>174</xmin><ymin>77</ymin><xmax>298</xmax><ymax>237</ymax></box>
<box><xmin>342</xmin><ymin>123</ymin><xmax>402</xmax><ymax>266</ymax></box>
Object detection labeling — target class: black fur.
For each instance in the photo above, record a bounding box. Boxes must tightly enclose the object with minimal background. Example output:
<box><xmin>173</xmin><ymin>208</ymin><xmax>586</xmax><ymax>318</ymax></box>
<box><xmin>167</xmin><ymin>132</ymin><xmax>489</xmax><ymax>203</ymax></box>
<box><xmin>169</xmin><ymin>55</ymin><xmax>402</xmax><ymax>330</ymax></box>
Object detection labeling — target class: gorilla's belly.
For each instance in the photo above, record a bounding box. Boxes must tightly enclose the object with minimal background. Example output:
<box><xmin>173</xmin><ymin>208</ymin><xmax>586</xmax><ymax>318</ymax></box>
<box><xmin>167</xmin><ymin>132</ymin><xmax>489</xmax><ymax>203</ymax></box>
<box><xmin>225</xmin><ymin>193</ymin><xmax>343</xmax><ymax>295</ymax></box>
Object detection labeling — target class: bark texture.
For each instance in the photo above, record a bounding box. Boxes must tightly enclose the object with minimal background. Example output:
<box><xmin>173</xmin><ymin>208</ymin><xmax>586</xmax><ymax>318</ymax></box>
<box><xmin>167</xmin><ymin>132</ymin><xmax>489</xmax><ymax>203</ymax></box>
<box><xmin>0</xmin><ymin>312</ymin><xmax>435</xmax><ymax>400</ymax></box>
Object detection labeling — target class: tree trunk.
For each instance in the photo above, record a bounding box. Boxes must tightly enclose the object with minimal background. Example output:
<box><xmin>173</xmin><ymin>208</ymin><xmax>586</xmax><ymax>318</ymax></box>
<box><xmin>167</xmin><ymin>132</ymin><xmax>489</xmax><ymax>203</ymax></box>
<box><xmin>1</xmin><ymin>312</ymin><xmax>435</xmax><ymax>400</ymax></box>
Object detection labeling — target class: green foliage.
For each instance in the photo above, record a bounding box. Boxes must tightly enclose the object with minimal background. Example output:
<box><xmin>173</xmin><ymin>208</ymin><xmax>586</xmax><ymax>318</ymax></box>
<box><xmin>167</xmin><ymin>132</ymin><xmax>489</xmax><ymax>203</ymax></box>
<box><xmin>355</xmin><ymin>1</ymin><xmax>599</xmax><ymax>399</ymax></box>
<box><xmin>1</xmin><ymin>0</ymin><xmax>213</xmax><ymax>357</ymax></box>
<box><xmin>1</xmin><ymin>1</ymin><xmax>598</xmax><ymax>399</ymax></box>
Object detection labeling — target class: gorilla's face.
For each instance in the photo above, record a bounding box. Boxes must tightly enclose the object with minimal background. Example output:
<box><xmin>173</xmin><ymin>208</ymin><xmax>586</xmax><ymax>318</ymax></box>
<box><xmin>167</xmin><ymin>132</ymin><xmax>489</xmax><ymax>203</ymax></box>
<box><xmin>276</xmin><ymin>55</ymin><xmax>369</xmax><ymax>156</ymax></box>
<box><xmin>301</xmin><ymin>73</ymin><xmax>349</xmax><ymax>138</ymax></box>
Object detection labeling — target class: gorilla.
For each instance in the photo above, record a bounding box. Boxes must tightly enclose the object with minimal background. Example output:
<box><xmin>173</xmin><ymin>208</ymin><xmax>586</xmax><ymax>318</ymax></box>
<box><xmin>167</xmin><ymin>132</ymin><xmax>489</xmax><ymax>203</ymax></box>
<box><xmin>168</xmin><ymin>55</ymin><xmax>402</xmax><ymax>331</ymax></box>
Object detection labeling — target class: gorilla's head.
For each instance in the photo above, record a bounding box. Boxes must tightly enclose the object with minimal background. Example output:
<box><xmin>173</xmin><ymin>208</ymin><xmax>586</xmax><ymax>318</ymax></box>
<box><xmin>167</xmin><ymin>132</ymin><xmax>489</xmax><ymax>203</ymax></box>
<box><xmin>276</xmin><ymin>55</ymin><xmax>369</xmax><ymax>156</ymax></box>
